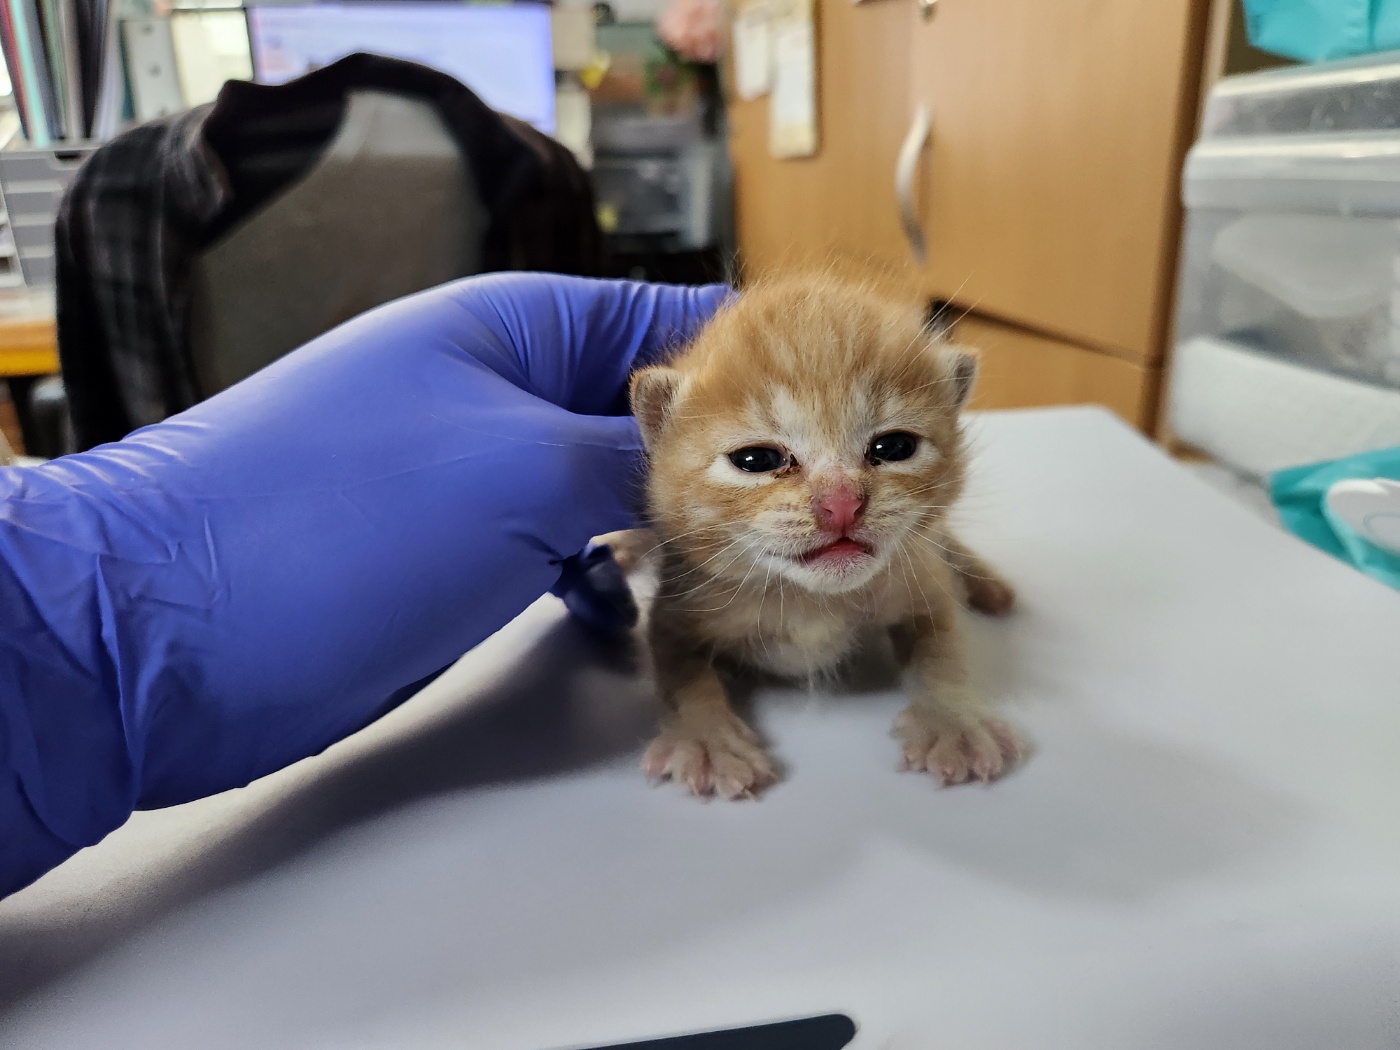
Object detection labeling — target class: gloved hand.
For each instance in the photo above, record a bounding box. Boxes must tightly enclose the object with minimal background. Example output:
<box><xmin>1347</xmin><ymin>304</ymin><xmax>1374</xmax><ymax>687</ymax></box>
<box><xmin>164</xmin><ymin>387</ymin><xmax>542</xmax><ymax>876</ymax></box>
<box><xmin>0</xmin><ymin>273</ymin><xmax>729</xmax><ymax>898</ymax></box>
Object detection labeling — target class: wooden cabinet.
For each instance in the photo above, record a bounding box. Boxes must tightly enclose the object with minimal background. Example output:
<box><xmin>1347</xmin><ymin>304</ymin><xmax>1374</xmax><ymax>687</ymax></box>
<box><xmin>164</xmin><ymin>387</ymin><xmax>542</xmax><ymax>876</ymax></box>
<box><xmin>727</xmin><ymin>0</ymin><xmax>1209</xmax><ymax>433</ymax></box>
<box><xmin>951</xmin><ymin>314</ymin><xmax>1156</xmax><ymax>429</ymax></box>
<box><xmin>727</xmin><ymin>0</ymin><xmax>912</xmax><ymax>270</ymax></box>
<box><xmin>906</xmin><ymin>0</ymin><xmax>1205</xmax><ymax>360</ymax></box>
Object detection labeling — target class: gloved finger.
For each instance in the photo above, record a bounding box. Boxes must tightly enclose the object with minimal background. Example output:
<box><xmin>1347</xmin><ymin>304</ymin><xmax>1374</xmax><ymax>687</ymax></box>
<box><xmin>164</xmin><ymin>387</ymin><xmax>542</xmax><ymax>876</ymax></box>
<box><xmin>550</xmin><ymin>542</ymin><xmax>639</xmax><ymax>637</ymax></box>
<box><xmin>132</xmin><ymin>404</ymin><xmax>648</xmax><ymax>806</ymax></box>
<box><xmin>0</xmin><ymin>767</ymin><xmax>76</xmax><ymax>899</ymax></box>
<box><xmin>437</xmin><ymin>273</ymin><xmax>733</xmax><ymax>415</ymax></box>
<box><xmin>525</xmin><ymin>410</ymin><xmax>648</xmax><ymax>552</ymax></box>
<box><xmin>0</xmin><ymin>380</ymin><xmax>646</xmax><ymax>855</ymax></box>
<box><xmin>257</xmin><ymin>274</ymin><xmax>732</xmax><ymax>418</ymax></box>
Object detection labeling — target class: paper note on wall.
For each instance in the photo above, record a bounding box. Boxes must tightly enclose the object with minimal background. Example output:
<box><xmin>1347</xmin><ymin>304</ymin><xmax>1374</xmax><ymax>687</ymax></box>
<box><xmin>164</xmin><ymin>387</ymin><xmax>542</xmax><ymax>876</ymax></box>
<box><xmin>733</xmin><ymin>2</ymin><xmax>772</xmax><ymax>101</ymax></box>
<box><xmin>554</xmin><ymin>82</ymin><xmax>593</xmax><ymax>168</ymax></box>
<box><xmin>769</xmin><ymin>0</ymin><xmax>817</xmax><ymax>158</ymax></box>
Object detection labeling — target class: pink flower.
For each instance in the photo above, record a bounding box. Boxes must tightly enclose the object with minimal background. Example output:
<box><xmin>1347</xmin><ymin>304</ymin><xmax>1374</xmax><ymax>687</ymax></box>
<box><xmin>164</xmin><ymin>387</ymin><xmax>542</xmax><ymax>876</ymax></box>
<box><xmin>657</xmin><ymin>0</ymin><xmax>723</xmax><ymax>64</ymax></box>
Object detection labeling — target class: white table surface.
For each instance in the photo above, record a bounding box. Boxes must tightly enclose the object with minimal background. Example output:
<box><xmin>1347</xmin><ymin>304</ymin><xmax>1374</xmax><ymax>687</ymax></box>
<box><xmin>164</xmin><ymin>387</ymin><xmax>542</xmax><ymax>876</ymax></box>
<box><xmin>2</xmin><ymin>407</ymin><xmax>1399</xmax><ymax>1050</ymax></box>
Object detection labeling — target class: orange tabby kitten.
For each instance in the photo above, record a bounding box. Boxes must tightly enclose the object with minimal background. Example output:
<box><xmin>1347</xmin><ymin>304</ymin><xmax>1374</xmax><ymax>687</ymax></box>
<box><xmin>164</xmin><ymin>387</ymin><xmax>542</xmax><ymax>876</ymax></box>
<box><xmin>624</xmin><ymin>273</ymin><xmax>1023</xmax><ymax>800</ymax></box>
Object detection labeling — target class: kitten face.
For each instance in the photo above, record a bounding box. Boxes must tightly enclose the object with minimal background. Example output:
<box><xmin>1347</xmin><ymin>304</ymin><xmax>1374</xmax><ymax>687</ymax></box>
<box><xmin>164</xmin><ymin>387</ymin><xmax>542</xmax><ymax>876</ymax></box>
<box><xmin>633</xmin><ymin>277</ymin><xmax>974</xmax><ymax>596</ymax></box>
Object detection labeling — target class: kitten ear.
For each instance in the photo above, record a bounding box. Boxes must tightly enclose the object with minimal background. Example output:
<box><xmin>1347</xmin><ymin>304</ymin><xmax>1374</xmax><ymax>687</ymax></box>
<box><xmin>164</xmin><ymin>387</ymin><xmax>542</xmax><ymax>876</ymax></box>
<box><xmin>941</xmin><ymin>347</ymin><xmax>978</xmax><ymax>411</ymax></box>
<box><xmin>630</xmin><ymin>366</ymin><xmax>685</xmax><ymax>447</ymax></box>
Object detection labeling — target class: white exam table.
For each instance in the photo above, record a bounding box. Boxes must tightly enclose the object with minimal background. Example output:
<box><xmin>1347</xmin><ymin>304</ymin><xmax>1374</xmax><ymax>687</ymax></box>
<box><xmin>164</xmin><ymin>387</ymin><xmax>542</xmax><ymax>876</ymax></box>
<box><xmin>1</xmin><ymin>407</ymin><xmax>1397</xmax><ymax>1049</ymax></box>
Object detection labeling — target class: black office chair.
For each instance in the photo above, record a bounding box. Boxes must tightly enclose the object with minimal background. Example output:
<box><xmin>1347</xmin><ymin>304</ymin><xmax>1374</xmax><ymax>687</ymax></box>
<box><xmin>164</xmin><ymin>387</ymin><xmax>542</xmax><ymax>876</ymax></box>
<box><xmin>50</xmin><ymin>54</ymin><xmax>601</xmax><ymax>455</ymax></box>
<box><xmin>186</xmin><ymin>88</ymin><xmax>490</xmax><ymax>395</ymax></box>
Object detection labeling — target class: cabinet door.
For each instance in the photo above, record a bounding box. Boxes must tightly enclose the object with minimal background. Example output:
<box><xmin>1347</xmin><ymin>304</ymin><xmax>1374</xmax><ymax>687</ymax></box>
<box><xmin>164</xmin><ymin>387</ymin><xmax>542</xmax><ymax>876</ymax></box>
<box><xmin>908</xmin><ymin>0</ymin><xmax>1204</xmax><ymax>360</ymax></box>
<box><xmin>952</xmin><ymin>313</ymin><xmax>1156</xmax><ymax>429</ymax></box>
<box><xmin>728</xmin><ymin>0</ymin><xmax>913</xmax><ymax>275</ymax></box>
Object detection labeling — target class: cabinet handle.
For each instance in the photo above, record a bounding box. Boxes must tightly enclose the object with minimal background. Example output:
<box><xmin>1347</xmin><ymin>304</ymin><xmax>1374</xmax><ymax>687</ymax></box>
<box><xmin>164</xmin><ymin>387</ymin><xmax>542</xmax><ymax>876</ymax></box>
<box><xmin>896</xmin><ymin>104</ymin><xmax>931</xmax><ymax>264</ymax></box>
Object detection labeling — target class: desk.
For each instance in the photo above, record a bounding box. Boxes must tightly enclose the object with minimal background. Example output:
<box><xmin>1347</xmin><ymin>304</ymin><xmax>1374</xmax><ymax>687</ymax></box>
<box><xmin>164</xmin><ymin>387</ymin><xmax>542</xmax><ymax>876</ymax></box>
<box><xmin>1</xmin><ymin>409</ymin><xmax>1398</xmax><ymax>1049</ymax></box>
<box><xmin>0</xmin><ymin>289</ymin><xmax>58</xmax><ymax>377</ymax></box>
<box><xmin>0</xmin><ymin>317</ymin><xmax>59</xmax><ymax>377</ymax></box>
<box><xmin>0</xmin><ymin>290</ymin><xmax>59</xmax><ymax>454</ymax></box>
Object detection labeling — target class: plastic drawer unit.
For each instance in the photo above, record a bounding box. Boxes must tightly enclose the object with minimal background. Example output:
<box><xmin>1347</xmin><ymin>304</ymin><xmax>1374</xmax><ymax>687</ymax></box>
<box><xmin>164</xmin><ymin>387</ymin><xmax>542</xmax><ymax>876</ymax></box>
<box><xmin>1170</xmin><ymin>53</ymin><xmax>1400</xmax><ymax>474</ymax></box>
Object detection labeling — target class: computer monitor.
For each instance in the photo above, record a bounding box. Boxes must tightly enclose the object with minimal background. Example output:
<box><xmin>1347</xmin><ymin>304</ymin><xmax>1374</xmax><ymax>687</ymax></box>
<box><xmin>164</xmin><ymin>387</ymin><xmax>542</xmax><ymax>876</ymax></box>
<box><xmin>246</xmin><ymin>2</ymin><xmax>556</xmax><ymax>134</ymax></box>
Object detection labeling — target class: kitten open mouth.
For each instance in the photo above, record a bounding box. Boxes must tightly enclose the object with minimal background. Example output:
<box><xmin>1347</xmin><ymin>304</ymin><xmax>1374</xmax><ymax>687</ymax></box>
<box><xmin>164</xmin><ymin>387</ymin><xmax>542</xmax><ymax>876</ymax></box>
<box><xmin>798</xmin><ymin>537</ymin><xmax>874</xmax><ymax>566</ymax></box>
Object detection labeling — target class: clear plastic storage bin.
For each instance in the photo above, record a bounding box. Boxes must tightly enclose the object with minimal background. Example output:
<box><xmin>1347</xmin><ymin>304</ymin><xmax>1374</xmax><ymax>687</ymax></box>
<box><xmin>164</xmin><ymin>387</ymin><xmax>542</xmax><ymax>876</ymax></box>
<box><xmin>1177</xmin><ymin>54</ymin><xmax>1400</xmax><ymax>389</ymax></box>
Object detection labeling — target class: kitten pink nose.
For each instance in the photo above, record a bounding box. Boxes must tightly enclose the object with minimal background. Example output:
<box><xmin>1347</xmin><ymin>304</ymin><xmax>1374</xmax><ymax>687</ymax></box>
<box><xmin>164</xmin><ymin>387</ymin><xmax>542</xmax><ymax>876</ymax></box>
<box><xmin>813</xmin><ymin>483</ymin><xmax>865</xmax><ymax>533</ymax></box>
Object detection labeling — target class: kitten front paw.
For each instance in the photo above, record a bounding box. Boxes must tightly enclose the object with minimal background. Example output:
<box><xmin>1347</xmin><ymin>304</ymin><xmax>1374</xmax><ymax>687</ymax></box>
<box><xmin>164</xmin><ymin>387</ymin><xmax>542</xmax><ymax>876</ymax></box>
<box><xmin>963</xmin><ymin>573</ymin><xmax>1016</xmax><ymax>617</ymax></box>
<box><xmin>642</xmin><ymin>716</ymin><xmax>776</xmax><ymax>800</ymax></box>
<box><xmin>894</xmin><ymin>704</ymin><xmax>1024</xmax><ymax>786</ymax></box>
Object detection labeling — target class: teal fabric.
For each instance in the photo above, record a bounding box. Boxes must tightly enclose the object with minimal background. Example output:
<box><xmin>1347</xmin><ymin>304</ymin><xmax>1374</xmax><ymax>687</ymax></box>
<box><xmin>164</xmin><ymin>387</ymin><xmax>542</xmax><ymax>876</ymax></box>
<box><xmin>1377</xmin><ymin>2</ymin><xmax>1400</xmax><ymax>52</ymax></box>
<box><xmin>1271</xmin><ymin>446</ymin><xmax>1400</xmax><ymax>590</ymax></box>
<box><xmin>1244</xmin><ymin>0</ymin><xmax>1400</xmax><ymax>62</ymax></box>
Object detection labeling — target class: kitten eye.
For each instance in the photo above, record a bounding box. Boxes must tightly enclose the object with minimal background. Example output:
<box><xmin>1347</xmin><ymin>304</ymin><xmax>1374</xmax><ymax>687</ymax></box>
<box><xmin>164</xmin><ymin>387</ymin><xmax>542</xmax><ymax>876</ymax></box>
<box><xmin>867</xmin><ymin>431</ymin><xmax>919</xmax><ymax>465</ymax></box>
<box><xmin>728</xmin><ymin>446</ymin><xmax>789</xmax><ymax>473</ymax></box>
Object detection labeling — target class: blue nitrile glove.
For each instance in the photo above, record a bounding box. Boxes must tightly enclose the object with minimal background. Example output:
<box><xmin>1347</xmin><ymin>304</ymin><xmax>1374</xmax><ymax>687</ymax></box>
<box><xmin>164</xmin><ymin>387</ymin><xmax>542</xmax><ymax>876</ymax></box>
<box><xmin>0</xmin><ymin>273</ymin><xmax>729</xmax><ymax>898</ymax></box>
<box><xmin>552</xmin><ymin>538</ymin><xmax>640</xmax><ymax>635</ymax></box>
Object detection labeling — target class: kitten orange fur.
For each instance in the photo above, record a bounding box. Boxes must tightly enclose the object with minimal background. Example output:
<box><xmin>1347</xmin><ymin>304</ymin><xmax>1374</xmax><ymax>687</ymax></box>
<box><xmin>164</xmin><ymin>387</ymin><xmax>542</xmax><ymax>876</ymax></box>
<box><xmin>625</xmin><ymin>273</ymin><xmax>1023</xmax><ymax>800</ymax></box>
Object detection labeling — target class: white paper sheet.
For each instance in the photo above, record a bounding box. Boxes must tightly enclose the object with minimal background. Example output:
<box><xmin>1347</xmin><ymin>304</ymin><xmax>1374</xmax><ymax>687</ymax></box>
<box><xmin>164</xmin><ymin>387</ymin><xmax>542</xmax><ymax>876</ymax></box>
<box><xmin>768</xmin><ymin>0</ymin><xmax>817</xmax><ymax>158</ymax></box>
<box><xmin>733</xmin><ymin>2</ymin><xmax>772</xmax><ymax>101</ymax></box>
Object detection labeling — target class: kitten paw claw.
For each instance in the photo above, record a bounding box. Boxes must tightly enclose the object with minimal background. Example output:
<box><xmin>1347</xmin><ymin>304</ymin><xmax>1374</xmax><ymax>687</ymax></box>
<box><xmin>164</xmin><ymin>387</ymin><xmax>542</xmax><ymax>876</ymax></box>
<box><xmin>642</xmin><ymin>723</ymin><xmax>776</xmax><ymax>800</ymax></box>
<box><xmin>894</xmin><ymin>706</ymin><xmax>1024</xmax><ymax>786</ymax></box>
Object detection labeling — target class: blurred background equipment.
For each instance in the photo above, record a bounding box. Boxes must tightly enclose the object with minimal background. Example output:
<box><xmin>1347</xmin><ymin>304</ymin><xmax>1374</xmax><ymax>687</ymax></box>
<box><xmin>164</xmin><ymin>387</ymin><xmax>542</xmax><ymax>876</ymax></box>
<box><xmin>0</xmin><ymin>0</ymin><xmax>124</xmax><ymax>146</ymax></box>
<box><xmin>1166</xmin><ymin>51</ymin><xmax>1400</xmax><ymax>586</ymax></box>
<box><xmin>247</xmin><ymin>3</ymin><xmax>557</xmax><ymax>132</ymax></box>
<box><xmin>1169</xmin><ymin>52</ymin><xmax>1400</xmax><ymax>479</ymax></box>
<box><xmin>0</xmin><ymin>0</ymin><xmax>730</xmax><ymax>457</ymax></box>
<box><xmin>55</xmin><ymin>51</ymin><xmax>601</xmax><ymax>449</ymax></box>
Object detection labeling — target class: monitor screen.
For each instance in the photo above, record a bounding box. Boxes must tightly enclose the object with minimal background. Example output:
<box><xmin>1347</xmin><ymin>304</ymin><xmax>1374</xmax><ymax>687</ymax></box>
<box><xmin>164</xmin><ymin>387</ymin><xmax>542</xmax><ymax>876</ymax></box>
<box><xmin>246</xmin><ymin>3</ymin><xmax>555</xmax><ymax>134</ymax></box>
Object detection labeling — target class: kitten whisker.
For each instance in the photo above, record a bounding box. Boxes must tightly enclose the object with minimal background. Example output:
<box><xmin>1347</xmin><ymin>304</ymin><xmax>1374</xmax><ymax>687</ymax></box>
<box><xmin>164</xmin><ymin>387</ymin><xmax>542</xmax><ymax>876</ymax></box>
<box><xmin>633</xmin><ymin>522</ymin><xmax>729</xmax><ymax>560</ymax></box>
<box><xmin>892</xmin><ymin>542</ymin><xmax>920</xmax><ymax>613</ymax></box>
<box><xmin>755</xmin><ymin>560</ymin><xmax>776</xmax><ymax>664</ymax></box>
<box><xmin>686</xmin><ymin>543</ymin><xmax>765</xmax><ymax>613</ymax></box>
<box><xmin>927</xmin><ymin>285</ymin><xmax>983</xmax><ymax>344</ymax></box>
<box><xmin>943</xmin><ymin>292</ymin><xmax>986</xmax><ymax>333</ymax></box>
<box><xmin>664</xmin><ymin>549</ymin><xmax>752</xmax><ymax>599</ymax></box>
<box><xmin>897</xmin><ymin>542</ymin><xmax>936</xmax><ymax>617</ymax></box>
<box><xmin>658</xmin><ymin>535</ymin><xmax>750</xmax><ymax>583</ymax></box>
